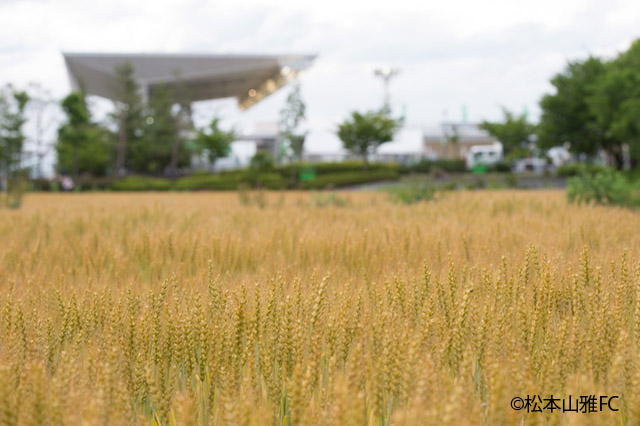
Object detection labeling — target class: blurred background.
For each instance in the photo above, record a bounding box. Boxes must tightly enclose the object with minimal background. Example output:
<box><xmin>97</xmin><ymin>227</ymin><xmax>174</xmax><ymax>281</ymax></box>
<box><xmin>1</xmin><ymin>0</ymin><xmax>640</xmax><ymax>194</ymax></box>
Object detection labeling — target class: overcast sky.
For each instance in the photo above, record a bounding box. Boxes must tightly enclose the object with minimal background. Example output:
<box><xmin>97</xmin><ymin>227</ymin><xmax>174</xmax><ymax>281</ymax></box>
<box><xmin>1</xmin><ymin>0</ymin><xmax>640</xmax><ymax>142</ymax></box>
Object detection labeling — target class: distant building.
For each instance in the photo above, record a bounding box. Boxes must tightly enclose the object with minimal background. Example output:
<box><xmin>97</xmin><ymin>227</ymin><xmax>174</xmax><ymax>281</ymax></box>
<box><xmin>239</xmin><ymin>122</ymin><xmax>281</xmax><ymax>158</ymax></box>
<box><xmin>423</xmin><ymin>122</ymin><xmax>498</xmax><ymax>160</ymax></box>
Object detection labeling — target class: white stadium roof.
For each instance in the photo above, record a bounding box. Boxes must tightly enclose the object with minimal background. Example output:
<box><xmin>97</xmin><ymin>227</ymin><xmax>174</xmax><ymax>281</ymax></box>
<box><xmin>62</xmin><ymin>53</ymin><xmax>316</xmax><ymax>109</ymax></box>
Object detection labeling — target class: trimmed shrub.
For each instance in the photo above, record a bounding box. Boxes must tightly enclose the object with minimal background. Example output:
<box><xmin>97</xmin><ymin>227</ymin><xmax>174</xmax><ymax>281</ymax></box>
<box><xmin>298</xmin><ymin>170</ymin><xmax>399</xmax><ymax>190</ymax></box>
<box><xmin>406</xmin><ymin>159</ymin><xmax>467</xmax><ymax>174</ymax></box>
<box><xmin>173</xmin><ymin>174</ymin><xmax>240</xmax><ymax>191</ymax></box>
<box><xmin>488</xmin><ymin>161</ymin><xmax>512</xmax><ymax>173</ymax></box>
<box><xmin>111</xmin><ymin>177</ymin><xmax>172</xmax><ymax>191</ymax></box>
<box><xmin>173</xmin><ymin>172</ymin><xmax>287</xmax><ymax>191</ymax></box>
<box><xmin>249</xmin><ymin>173</ymin><xmax>287</xmax><ymax>190</ymax></box>
<box><xmin>280</xmin><ymin>161</ymin><xmax>398</xmax><ymax>178</ymax></box>
<box><xmin>556</xmin><ymin>163</ymin><xmax>609</xmax><ymax>177</ymax></box>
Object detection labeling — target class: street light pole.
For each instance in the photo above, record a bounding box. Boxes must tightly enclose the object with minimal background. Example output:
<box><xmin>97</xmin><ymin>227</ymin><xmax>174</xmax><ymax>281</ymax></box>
<box><xmin>374</xmin><ymin>67</ymin><xmax>400</xmax><ymax>113</ymax></box>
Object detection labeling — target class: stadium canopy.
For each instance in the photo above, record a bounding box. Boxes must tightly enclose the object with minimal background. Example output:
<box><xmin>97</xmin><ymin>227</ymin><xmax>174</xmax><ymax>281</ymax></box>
<box><xmin>62</xmin><ymin>53</ymin><xmax>316</xmax><ymax>110</ymax></box>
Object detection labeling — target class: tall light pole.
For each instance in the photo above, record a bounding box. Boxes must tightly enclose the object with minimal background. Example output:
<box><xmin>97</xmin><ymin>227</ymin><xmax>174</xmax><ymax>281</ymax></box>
<box><xmin>374</xmin><ymin>67</ymin><xmax>400</xmax><ymax>113</ymax></box>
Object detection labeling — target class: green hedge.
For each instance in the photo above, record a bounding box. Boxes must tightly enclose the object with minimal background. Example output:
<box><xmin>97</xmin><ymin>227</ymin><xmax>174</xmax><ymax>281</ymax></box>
<box><xmin>111</xmin><ymin>177</ymin><xmax>172</xmax><ymax>191</ymax></box>
<box><xmin>298</xmin><ymin>170</ymin><xmax>399</xmax><ymax>190</ymax></box>
<box><xmin>488</xmin><ymin>161</ymin><xmax>512</xmax><ymax>173</ymax></box>
<box><xmin>172</xmin><ymin>175</ymin><xmax>239</xmax><ymax>191</ymax></box>
<box><xmin>556</xmin><ymin>163</ymin><xmax>610</xmax><ymax>177</ymax></box>
<box><xmin>401</xmin><ymin>159</ymin><xmax>467</xmax><ymax>174</ymax></box>
<box><xmin>280</xmin><ymin>161</ymin><xmax>398</xmax><ymax>177</ymax></box>
<box><xmin>34</xmin><ymin>162</ymin><xmax>403</xmax><ymax>192</ymax></box>
<box><xmin>172</xmin><ymin>173</ymin><xmax>287</xmax><ymax>191</ymax></box>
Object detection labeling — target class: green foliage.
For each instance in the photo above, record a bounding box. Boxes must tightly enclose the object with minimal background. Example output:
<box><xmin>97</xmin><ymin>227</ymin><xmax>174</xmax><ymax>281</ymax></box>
<box><xmin>111</xmin><ymin>176</ymin><xmax>172</xmax><ymax>191</ymax></box>
<box><xmin>249</xmin><ymin>152</ymin><xmax>275</xmax><ymax>172</ymax></box>
<box><xmin>402</xmin><ymin>158</ymin><xmax>467</xmax><ymax>174</ymax></box>
<box><xmin>504</xmin><ymin>173</ymin><xmax>519</xmax><ymax>188</ymax></box>
<box><xmin>5</xmin><ymin>170</ymin><xmax>28</xmax><ymax>208</ymax></box>
<box><xmin>538</xmin><ymin>57</ymin><xmax>607</xmax><ymax>157</ymax></box>
<box><xmin>539</xmin><ymin>40</ymin><xmax>640</xmax><ymax>168</ymax></box>
<box><xmin>488</xmin><ymin>161</ymin><xmax>512</xmax><ymax>173</ymax></box>
<box><xmin>480</xmin><ymin>108</ymin><xmax>535</xmax><ymax>159</ymax></box>
<box><xmin>57</xmin><ymin>91</ymin><xmax>112</xmax><ymax>177</ymax></box>
<box><xmin>337</xmin><ymin>110</ymin><xmax>401</xmax><ymax>164</ymax></box>
<box><xmin>128</xmin><ymin>85</ymin><xmax>178</xmax><ymax>174</ymax></box>
<box><xmin>245</xmin><ymin>172</ymin><xmax>287</xmax><ymax>190</ymax></box>
<box><xmin>298</xmin><ymin>170</ymin><xmax>398</xmax><ymax>189</ymax></box>
<box><xmin>280</xmin><ymin>161</ymin><xmax>398</xmax><ymax>178</ymax></box>
<box><xmin>0</xmin><ymin>84</ymin><xmax>30</xmax><ymax>179</ymax></box>
<box><xmin>589</xmin><ymin>40</ymin><xmax>640</xmax><ymax>165</ymax></box>
<box><xmin>111</xmin><ymin>61</ymin><xmax>145</xmax><ymax>175</ymax></box>
<box><xmin>57</xmin><ymin>126</ymin><xmax>112</xmax><ymax>177</ymax></box>
<box><xmin>172</xmin><ymin>172</ymin><xmax>286</xmax><ymax>191</ymax></box>
<box><xmin>193</xmin><ymin>117</ymin><xmax>235</xmax><ymax>167</ymax></box>
<box><xmin>172</xmin><ymin>174</ymin><xmax>240</xmax><ymax>191</ymax></box>
<box><xmin>279</xmin><ymin>82</ymin><xmax>306</xmax><ymax>162</ymax></box>
<box><xmin>555</xmin><ymin>163</ymin><xmax>610</xmax><ymax>177</ymax></box>
<box><xmin>466</xmin><ymin>177</ymin><xmax>487</xmax><ymax>190</ymax></box>
<box><xmin>567</xmin><ymin>167</ymin><xmax>640</xmax><ymax>207</ymax></box>
<box><xmin>385</xmin><ymin>181</ymin><xmax>437</xmax><ymax>204</ymax></box>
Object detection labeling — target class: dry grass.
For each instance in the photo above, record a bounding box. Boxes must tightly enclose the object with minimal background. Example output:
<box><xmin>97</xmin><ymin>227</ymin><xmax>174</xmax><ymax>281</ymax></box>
<box><xmin>0</xmin><ymin>190</ymin><xmax>639</xmax><ymax>425</ymax></box>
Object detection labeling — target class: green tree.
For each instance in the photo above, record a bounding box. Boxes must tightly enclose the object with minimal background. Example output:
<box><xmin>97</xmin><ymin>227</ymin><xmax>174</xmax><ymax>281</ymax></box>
<box><xmin>194</xmin><ymin>117</ymin><xmax>235</xmax><ymax>171</ymax></box>
<box><xmin>56</xmin><ymin>91</ymin><xmax>112</xmax><ymax>177</ymax></box>
<box><xmin>0</xmin><ymin>85</ymin><xmax>29</xmax><ymax>195</ymax></box>
<box><xmin>167</xmin><ymin>70</ymin><xmax>193</xmax><ymax>178</ymax></box>
<box><xmin>589</xmin><ymin>39</ymin><xmax>640</xmax><ymax>167</ymax></box>
<box><xmin>337</xmin><ymin>110</ymin><xmax>400</xmax><ymax>167</ymax></box>
<box><xmin>538</xmin><ymin>56</ymin><xmax>608</xmax><ymax>159</ymax></box>
<box><xmin>129</xmin><ymin>85</ymin><xmax>177</xmax><ymax>174</ymax></box>
<box><xmin>278</xmin><ymin>82</ymin><xmax>306</xmax><ymax>163</ymax></box>
<box><xmin>480</xmin><ymin>108</ymin><xmax>535</xmax><ymax>159</ymax></box>
<box><xmin>111</xmin><ymin>61</ymin><xmax>144</xmax><ymax>176</ymax></box>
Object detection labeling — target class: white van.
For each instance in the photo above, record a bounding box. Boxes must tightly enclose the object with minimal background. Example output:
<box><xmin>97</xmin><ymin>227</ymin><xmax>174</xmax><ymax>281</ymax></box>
<box><xmin>466</xmin><ymin>142</ymin><xmax>504</xmax><ymax>169</ymax></box>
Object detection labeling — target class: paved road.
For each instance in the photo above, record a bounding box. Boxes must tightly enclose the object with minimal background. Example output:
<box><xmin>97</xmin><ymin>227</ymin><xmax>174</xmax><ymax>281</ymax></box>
<box><xmin>340</xmin><ymin>174</ymin><xmax>567</xmax><ymax>191</ymax></box>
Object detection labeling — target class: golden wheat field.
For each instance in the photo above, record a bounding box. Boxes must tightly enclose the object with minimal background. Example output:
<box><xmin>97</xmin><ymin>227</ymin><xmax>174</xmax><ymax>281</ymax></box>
<box><xmin>1</xmin><ymin>190</ymin><xmax>639</xmax><ymax>425</ymax></box>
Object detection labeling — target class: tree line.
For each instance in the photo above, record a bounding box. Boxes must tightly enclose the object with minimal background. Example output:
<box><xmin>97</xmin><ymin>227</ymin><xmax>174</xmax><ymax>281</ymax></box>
<box><xmin>56</xmin><ymin>62</ymin><xmax>235</xmax><ymax>179</ymax></box>
<box><xmin>3</xmin><ymin>39</ymin><xmax>640</xmax><ymax>189</ymax></box>
<box><xmin>480</xmin><ymin>38</ymin><xmax>640</xmax><ymax>169</ymax></box>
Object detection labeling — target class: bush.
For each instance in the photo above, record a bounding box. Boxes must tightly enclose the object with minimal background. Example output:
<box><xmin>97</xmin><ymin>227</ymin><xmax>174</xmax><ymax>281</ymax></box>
<box><xmin>406</xmin><ymin>159</ymin><xmax>467</xmax><ymax>174</ymax></box>
<box><xmin>298</xmin><ymin>170</ymin><xmax>399</xmax><ymax>190</ymax></box>
<box><xmin>488</xmin><ymin>161</ymin><xmax>512</xmax><ymax>173</ymax></box>
<box><xmin>279</xmin><ymin>161</ymin><xmax>398</xmax><ymax>179</ymax></box>
<box><xmin>249</xmin><ymin>152</ymin><xmax>275</xmax><ymax>172</ymax></box>
<box><xmin>250</xmin><ymin>173</ymin><xmax>287</xmax><ymax>190</ymax></box>
<box><xmin>173</xmin><ymin>175</ymin><xmax>238</xmax><ymax>191</ymax></box>
<box><xmin>29</xmin><ymin>178</ymin><xmax>58</xmax><ymax>192</ymax></box>
<box><xmin>567</xmin><ymin>168</ymin><xmax>640</xmax><ymax>207</ymax></box>
<box><xmin>173</xmin><ymin>172</ymin><xmax>287</xmax><ymax>191</ymax></box>
<box><xmin>111</xmin><ymin>177</ymin><xmax>172</xmax><ymax>191</ymax></box>
<box><xmin>556</xmin><ymin>163</ymin><xmax>609</xmax><ymax>177</ymax></box>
